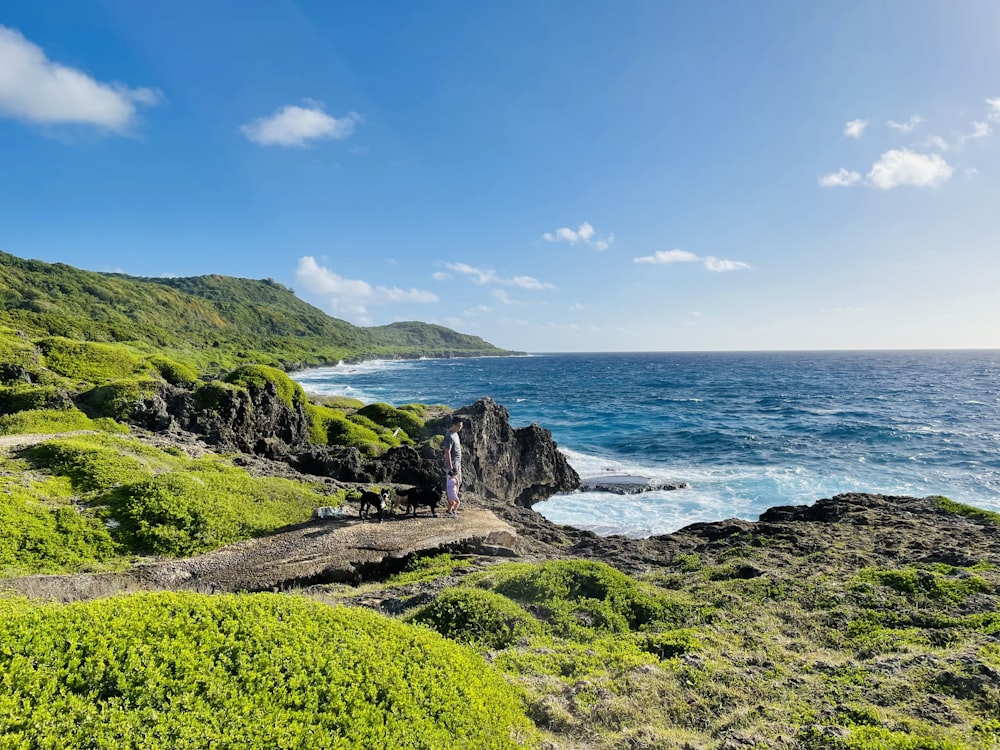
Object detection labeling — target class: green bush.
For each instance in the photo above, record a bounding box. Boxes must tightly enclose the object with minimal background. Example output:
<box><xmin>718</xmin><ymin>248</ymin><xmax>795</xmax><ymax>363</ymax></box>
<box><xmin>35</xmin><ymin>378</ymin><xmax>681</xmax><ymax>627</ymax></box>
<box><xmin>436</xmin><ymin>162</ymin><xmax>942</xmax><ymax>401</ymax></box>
<box><xmin>194</xmin><ymin>379</ymin><xmax>241</xmax><ymax>410</ymax></box>
<box><xmin>80</xmin><ymin>378</ymin><xmax>161</xmax><ymax>421</ymax></box>
<box><xmin>324</xmin><ymin>410</ymin><xmax>386</xmax><ymax>455</ymax></box>
<box><xmin>0</xmin><ymin>384</ymin><xmax>73</xmax><ymax>414</ymax></box>
<box><xmin>117</xmin><ymin>463</ymin><xmax>323</xmax><ymax>556</ymax></box>
<box><xmin>10</xmin><ymin>434</ymin><xmax>335</xmax><ymax>566</ymax></box>
<box><xmin>312</xmin><ymin>394</ymin><xmax>365</xmax><ymax>410</ymax></box>
<box><xmin>224</xmin><ymin>364</ymin><xmax>307</xmax><ymax>410</ymax></box>
<box><xmin>472</xmin><ymin>560</ymin><xmax>686</xmax><ymax>637</ymax></box>
<box><xmin>0</xmin><ymin>408</ymin><xmax>127</xmax><ymax>436</ymax></box>
<box><xmin>410</xmin><ymin>588</ymin><xmax>544</xmax><ymax>650</ymax></box>
<box><xmin>0</xmin><ymin>592</ymin><xmax>538</xmax><ymax>749</ymax></box>
<box><xmin>36</xmin><ymin>337</ymin><xmax>148</xmax><ymax>383</ymax></box>
<box><xmin>0</xmin><ymin>327</ymin><xmax>39</xmax><ymax>368</ymax></box>
<box><xmin>0</xmin><ymin>473</ymin><xmax>119</xmax><ymax>575</ymax></box>
<box><xmin>356</xmin><ymin>402</ymin><xmax>425</xmax><ymax>438</ymax></box>
<box><xmin>148</xmin><ymin>354</ymin><xmax>199</xmax><ymax>387</ymax></box>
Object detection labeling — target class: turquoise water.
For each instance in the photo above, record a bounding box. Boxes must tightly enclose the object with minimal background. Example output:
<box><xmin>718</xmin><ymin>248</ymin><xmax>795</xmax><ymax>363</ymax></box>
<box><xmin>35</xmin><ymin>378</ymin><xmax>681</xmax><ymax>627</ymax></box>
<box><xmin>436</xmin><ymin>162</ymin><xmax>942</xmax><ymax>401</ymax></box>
<box><xmin>291</xmin><ymin>351</ymin><xmax>1000</xmax><ymax>538</ymax></box>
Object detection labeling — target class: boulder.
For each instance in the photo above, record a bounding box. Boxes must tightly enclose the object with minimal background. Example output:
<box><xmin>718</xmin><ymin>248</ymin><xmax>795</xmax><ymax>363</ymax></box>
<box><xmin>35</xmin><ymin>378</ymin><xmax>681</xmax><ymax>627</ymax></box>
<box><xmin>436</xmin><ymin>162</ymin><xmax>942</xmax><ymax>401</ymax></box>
<box><xmin>440</xmin><ymin>397</ymin><xmax>580</xmax><ymax>507</ymax></box>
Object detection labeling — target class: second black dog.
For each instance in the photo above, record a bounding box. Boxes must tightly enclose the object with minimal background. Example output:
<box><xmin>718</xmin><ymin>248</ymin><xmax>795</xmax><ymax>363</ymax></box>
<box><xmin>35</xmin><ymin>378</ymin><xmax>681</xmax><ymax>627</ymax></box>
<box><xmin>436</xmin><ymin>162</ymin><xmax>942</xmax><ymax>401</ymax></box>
<box><xmin>397</xmin><ymin>486</ymin><xmax>441</xmax><ymax>517</ymax></box>
<box><xmin>359</xmin><ymin>488</ymin><xmax>391</xmax><ymax>522</ymax></box>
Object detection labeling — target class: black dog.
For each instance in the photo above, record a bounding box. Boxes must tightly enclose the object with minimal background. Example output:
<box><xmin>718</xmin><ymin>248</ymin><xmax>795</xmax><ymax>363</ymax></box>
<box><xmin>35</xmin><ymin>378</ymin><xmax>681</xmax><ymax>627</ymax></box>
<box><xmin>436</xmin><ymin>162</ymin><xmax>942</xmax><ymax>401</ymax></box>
<box><xmin>397</xmin><ymin>486</ymin><xmax>441</xmax><ymax>517</ymax></box>
<box><xmin>358</xmin><ymin>488</ymin><xmax>391</xmax><ymax>523</ymax></box>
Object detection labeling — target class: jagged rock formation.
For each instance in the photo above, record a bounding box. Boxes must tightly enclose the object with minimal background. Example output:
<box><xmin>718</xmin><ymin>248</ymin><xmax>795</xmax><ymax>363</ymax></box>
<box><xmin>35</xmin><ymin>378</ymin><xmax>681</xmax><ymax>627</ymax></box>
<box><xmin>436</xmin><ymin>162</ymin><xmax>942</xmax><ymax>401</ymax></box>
<box><xmin>123</xmin><ymin>378</ymin><xmax>580</xmax><ymax>509</ymax></box>
<box><xmin>445</xmin><ymin>397</ymin><xmax>581</xmax><ymax>507</ymax></box>
<box><xmin>131</xmin><ymin>381</ymin><xmax>311</xmax><ymax>458</ymax></box>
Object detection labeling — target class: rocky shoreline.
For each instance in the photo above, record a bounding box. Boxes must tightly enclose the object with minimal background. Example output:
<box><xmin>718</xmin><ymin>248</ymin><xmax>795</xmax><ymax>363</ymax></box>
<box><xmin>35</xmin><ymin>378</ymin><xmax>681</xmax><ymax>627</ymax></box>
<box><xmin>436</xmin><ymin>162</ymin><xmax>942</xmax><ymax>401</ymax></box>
<box><xmin>5</xmin><ymin>381</ymin><xmax>1000</xmax><ymax>610</ymax></box>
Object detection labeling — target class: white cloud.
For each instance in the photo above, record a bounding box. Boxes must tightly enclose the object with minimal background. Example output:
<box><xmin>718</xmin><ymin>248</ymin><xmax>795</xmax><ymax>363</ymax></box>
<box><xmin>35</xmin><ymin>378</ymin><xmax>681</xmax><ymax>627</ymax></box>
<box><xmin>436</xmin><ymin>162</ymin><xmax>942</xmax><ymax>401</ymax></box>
<box><xmin>295</xmin><ymin>256</ymin><xmax>437</xmax><ymax>324</ymax></box>
<box><xmin>633</xmin><ymin>249</ymin><xmax>751</xmax><ymax>272</ymax></box>
<box><xmin>986</xmin><ymin>97</ymin><xmax>1000</xmax><ymax>122</ymax></box>
<box><xmin>844</xmin><ymin>119</ymin><xmax>868</xmax><ymax>138</ymax></box>
<box><xmin>634</xmin><ymin>249</ymin><xmax>699</xmax><ymax>265</ymax></box>
<box><xmin>703</xmin><ymin>256</ymin><xmax>752</xmax><ymax>272</ymax></box>
<box><xmin>241</xmin><ymin>103</ymin><xmax>361</xmax><ymax>147</ymax></box>
<box><xmin>867</xmin><ymin>148</ymin><xmax>954</xmax><ymax>190</ymax></box>
<box><xmin>926</xmin><ymin>121</ymin><xmax>992</xmax><ymax>151</ymax></box>
<box><xmin>0</xmin><ymin>25</ymin><xmax>161</xmax><ymax>133</ymax></box>
<box><xmin>819</xmin><ymin>168</ymin><xmax>862</xmax><ymax>187</ymax></box>
<box><xmin>432</xmin><ymin>271</ymin><xmax>450</xmax><ymax>281</ymax></box>
<box><xmin>542</xmin><ymin>221</ymin><xmax>614</xmax><ymax>250</ymax></box>
<box><xmin>443</xmin><ymin>262</ymin><xmax>553</xmax><ymax>289</ymax></box>
<box><xmin>886</xmin><ymin>115</ymin><xmax>924</xmax><ymax>133</ymax></box>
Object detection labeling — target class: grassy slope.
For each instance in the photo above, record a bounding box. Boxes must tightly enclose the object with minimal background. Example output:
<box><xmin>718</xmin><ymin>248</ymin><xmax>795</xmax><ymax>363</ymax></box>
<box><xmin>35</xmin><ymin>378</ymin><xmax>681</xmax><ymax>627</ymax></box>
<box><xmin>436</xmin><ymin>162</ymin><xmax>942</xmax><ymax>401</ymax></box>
<box><xmin>0</xmin><ymin>249</ymin><xmax>508</xmax><ymax>373</ymax></box>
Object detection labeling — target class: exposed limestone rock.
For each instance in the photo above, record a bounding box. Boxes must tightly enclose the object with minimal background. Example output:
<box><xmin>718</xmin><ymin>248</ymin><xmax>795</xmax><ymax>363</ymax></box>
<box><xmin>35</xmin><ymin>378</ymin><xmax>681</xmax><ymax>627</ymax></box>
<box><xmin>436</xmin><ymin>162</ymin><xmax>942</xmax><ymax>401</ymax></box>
<box><xmin>6</xmin><ymin>509</ymin><xmax>519</xmax><ymax>600</ymax></box>
<box><xmin>131</xmin><ymin>380</ymin><xmax>310</xmax><ymax>457</ymax></box>
<box><xmin>438</xmin><ymin>397</ymin><xmax>581</xmax><ymax>507</ymax></box>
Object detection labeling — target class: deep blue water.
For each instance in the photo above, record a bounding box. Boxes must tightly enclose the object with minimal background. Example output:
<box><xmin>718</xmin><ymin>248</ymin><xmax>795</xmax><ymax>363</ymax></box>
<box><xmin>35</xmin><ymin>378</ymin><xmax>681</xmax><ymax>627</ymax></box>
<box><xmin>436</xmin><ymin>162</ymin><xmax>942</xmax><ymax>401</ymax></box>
<box><xmin>291</xmin><ymin>351</ymin><xmax>1000</xmax><ymax>538</ymax></box>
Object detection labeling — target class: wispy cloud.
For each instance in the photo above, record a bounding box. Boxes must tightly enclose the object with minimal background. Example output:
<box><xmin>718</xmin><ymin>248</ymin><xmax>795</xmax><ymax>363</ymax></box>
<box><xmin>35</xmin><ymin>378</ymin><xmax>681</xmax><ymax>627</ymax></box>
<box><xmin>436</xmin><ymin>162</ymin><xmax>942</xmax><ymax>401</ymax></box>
<box><xmin>295</xmin><ymin>256</ymin><xmax>437</xmax><ymax>324</ymax></box>
<box><xmin>633</xmin><ymin>249</ymin><xmax>751</xmax><ymax>272</ymax></box>
<box><xmin>926</xmin><ymin>121</ymin><xmax>992</xmax><ymax>151</ymax></box>
<box><xmin>819</xmin><ymin>168</ymin><xmax>862</xmax><ymax>187</ymax></box>
<box><xmin>867</xmin><ymin>148</ymin><xmax>953</xmax><ymax>190</ymax></box>
<box><xmin>542</xmin><ymin>221</ymin><xmax>614</xmax><ymax>251</ymax></box>
<box><xmin>886</xmin><ymin>115</ymin><xmax>924</xmax><ymax>133</ymax></box>
<box><xmin>0</xmin><ymin>25</ymin><xmax>162</xmax><ymax>133</ymax></box>
<box><xmin>442</xmin><ymin>262</ymin><xmax>553</xmax><ymax>289</ymax></box>
<box><xmin>986</xmin><ymin>97</ymin><xmax>1000</xmax><ymax>122</ymax></box>
<box><xmin>241</xmin><ymin>102</ymin><xmax>362</xmax><ymax>147</ymax></box>
<box><xmin>844</xmin><ymin>119</ymin><xmax>868</xmax><ymax>138</ymax></box>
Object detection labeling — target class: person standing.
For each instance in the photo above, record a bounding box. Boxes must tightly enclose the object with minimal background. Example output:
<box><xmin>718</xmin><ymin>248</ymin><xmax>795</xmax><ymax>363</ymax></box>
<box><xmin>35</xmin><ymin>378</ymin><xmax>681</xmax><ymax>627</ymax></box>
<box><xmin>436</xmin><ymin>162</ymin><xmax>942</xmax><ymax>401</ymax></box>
<box><xmin>443</xmin><ymin>415</ymin><xmax>464</xmax><ymax>499</ymax></box>
<box><xmin>445</xmin><ymin>469</ymin><xmax>460</xmax><ymax>517</ymax></box>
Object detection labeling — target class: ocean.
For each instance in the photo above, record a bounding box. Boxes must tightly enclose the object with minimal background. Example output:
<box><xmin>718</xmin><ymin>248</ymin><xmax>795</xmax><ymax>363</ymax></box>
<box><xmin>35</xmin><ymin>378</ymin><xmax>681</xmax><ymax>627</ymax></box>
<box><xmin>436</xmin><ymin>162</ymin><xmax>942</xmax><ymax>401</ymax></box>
<box><xmin>291</xmin><ymin>351</ymin><xmax>1000</xmax><ymax>538</ymax></box>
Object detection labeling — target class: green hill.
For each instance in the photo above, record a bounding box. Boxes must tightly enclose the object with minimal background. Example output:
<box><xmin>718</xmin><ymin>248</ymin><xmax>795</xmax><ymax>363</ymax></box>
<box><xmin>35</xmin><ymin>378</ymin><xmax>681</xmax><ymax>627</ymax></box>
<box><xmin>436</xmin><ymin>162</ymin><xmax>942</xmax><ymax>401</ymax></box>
<box><xmin>0</xmin><ymin>250</ymin><xmax>508</xmax><ymax>373</ymax></box>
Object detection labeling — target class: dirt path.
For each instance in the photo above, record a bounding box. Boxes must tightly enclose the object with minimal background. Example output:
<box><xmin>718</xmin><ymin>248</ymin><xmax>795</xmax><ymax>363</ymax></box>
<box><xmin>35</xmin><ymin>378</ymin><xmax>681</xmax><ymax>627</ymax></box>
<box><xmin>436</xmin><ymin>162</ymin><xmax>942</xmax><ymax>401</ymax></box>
<box><xmin>3</xmin><ymin>508</ymin><xmax>519</xmax><ymax>602</ymax></box>
<box><xmin>0</xmin><ymin>431</ymin><xmax>96</xmax><ymax>450</ymax></box>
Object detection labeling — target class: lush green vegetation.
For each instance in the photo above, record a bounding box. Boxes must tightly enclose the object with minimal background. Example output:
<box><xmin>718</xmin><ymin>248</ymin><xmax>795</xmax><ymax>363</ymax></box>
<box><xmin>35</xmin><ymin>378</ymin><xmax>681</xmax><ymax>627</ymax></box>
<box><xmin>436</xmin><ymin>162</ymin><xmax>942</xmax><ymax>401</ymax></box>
<box><xmin>0</xmin><ymin>249</ymin><xmax>510</xmax><ymax>374</ymax></box>
<box><xmin>0</xmin><ymin>592</ymin><xmax>537</xmax><ymax>749</ymax></box>
<box><xmin>0</xmin><ymin>432</ymin><xmax>342</xmax><ymax>572</ymax></box>
<box><xmin>395</xmin><ymin>553</ymin><xmax>1000</xmax><ymax>750</ymax></box>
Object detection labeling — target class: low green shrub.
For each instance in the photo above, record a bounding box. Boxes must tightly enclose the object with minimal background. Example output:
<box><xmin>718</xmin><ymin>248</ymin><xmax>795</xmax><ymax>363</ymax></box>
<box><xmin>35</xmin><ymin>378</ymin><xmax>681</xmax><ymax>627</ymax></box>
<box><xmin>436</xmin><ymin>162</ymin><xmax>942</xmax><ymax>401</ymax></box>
<box><xmin>117</xmin><ymin>463</ymin><xmax>323</xmax><ymax>556</ymax></box>
<box><xmin>224</xmin><ymin>364</ymin><xmax>307</xmax><ymax>410</ymax></box>
<box><xmin>387</xmin><ymin>553</ymin><xmax>464</xmax><ymax>585</ymax></box>
<box><xmin>148</xmin><ymin>354</ymin><xmax>199</xmax><ymax>387</ymax></box>
<box><xmin>312</xmin><ymin>394</ymin><xmax>365</xmax><ymax>410</ymax></box>
<box><xmin>410</xmin><ymin>588</ymin><xmax>544</xmax><ymax>649</ymax></box>
<box><xmin>20</xmin><ymin>434</ymin><xmax>331</xmax><ymax>559</ymax></box>
<box><xmin>36</xmin><ymin>336</ymin><xmax>148</xmax><ymax>383</ymax></box>
<box><xmin>471</xmin><ymin>560</ymin><xmax>687</xmax><ymax>637</ymax></box>
<box><xmin>0</xmin><ymin>592</ymin><xmax>538</xmax><ymax>749</ymax></box>
<box><xmin>80</xmin><ymin>378</ymin><xmax>162</xmax><ymax>421</ymax></box>
<box><xmin>0</xmin><ymin>408</ymin><xmax>127</xmax><ymax>436</ymax></box>
<box><xmin>0</xmin><ymin>327</ymin><xmax>39</xmax><ymax>368</ymax></box>
<box><xmin>194</xmin><ymin>379</ymin><xmax>240</xmax><ymax>410</ymax></box>
<box><xmin>324</xmin><ymin>410</ymin><xmax>386</xmax><ymax>455</ymax></box>
<box><xmin>0</xmin><ymin>473</ymin><xmax>119</xmax><ymax>575</ymax></box>
<box><xmin>0</xmin><ymin>384</ymin><xmax>74</xmax><ymax>414</ymax></box>
<box><xmin>934</xmin><ymin>496</ymin><xmax>1000</xmax><ymax>525</ymax></box>
<box><xmin>854</xmin><ymin>565</ymin><xmax>991</xmax><ymax>605</ymax></box>
<box><xmin>26</xmin><ymin>435</ymin><xmax>154</xmax><ymax>493</ymax></box>
<box><xmin>356</xmin><ymin>402</ymin><xmax>425</xmax><ymax>438</ymax></box>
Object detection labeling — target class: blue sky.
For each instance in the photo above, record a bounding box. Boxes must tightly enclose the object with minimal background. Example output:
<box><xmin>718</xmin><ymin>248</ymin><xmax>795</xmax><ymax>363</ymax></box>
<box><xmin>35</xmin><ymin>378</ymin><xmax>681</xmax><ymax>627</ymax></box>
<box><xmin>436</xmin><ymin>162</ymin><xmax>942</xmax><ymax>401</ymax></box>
<box><xmin>1</xmin><ymin>1</ymin><xmax>999</xmax><ymax>352</ymax></box>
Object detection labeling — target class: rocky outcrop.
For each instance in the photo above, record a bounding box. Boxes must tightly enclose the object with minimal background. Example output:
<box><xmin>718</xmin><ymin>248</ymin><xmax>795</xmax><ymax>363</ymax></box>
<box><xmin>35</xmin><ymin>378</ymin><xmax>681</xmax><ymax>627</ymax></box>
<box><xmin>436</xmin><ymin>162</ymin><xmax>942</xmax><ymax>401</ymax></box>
<box><xmin>293</xmin><ymin>397</ymin><xmax>580</xmax><ymax>507</ymax></box>
<box><xmin>576</xmin><ymin>475</ymin><xmax>689</xmax><ymax>494</ymax></box>
<box><xmin>130</xmin><ymin>381</ymin><xmax>310</xmax><ymax>458</ymax></box>
<box><xmin>442</xmin><ymin>397</ymin><xmax>580</xmax><ymax>507</ymax></box>
<box><xmin>292</xmin><ymin>445</ymin><xmax>440</xmax><ymax>487</ymax></box>
<box><xmin>128</xmin><ymin>383</ymin><xmax>577</xmax><ymax>507</ymax></box>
